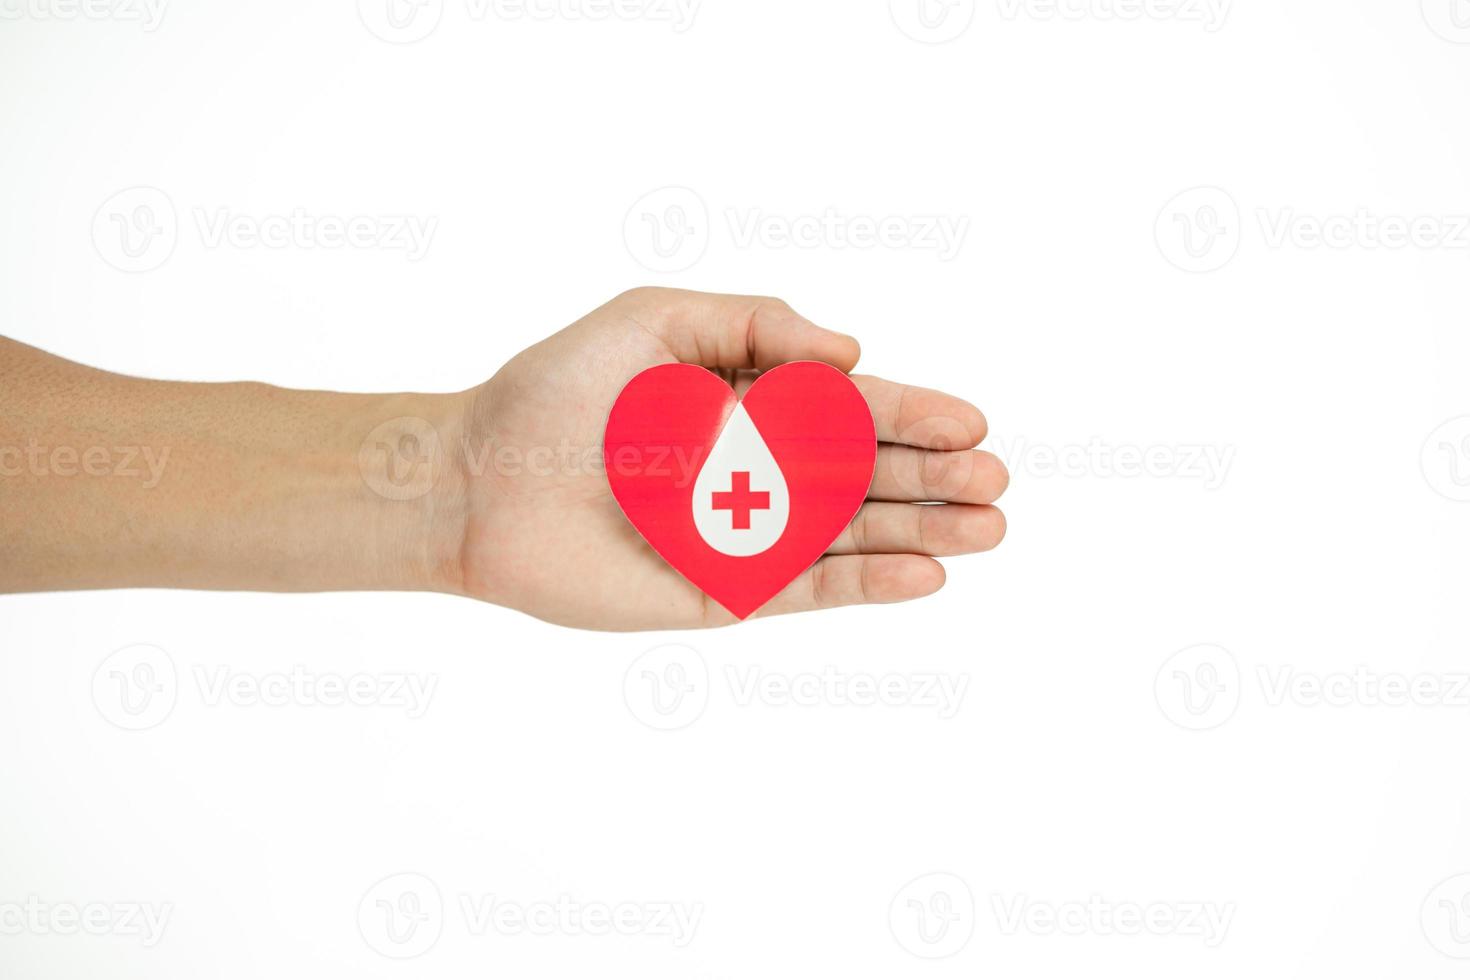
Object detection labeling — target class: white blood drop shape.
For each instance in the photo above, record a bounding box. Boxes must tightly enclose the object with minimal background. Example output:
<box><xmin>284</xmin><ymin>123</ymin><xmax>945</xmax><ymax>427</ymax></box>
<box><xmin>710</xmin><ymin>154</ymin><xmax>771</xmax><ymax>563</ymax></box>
<box><xmin>691</xmin><ymin>404</ymin><xmax>790</xmax><ymax>556</ymax></box>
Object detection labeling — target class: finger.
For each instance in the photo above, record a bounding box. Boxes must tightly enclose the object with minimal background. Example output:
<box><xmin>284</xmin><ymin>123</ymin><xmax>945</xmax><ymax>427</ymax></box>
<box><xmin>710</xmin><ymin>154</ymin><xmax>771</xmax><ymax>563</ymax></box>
<box><xmin>851</xmin><ymin>375</ymin><xmax>987</xmax><ymax>449</ymax></box>
<box><xmin>869</xmin><ymin>446</ymin><xmax>1009</xmax><ymax>503</ymax></box>
<box><xmin>621</xmin><ymin>287</ymin><xmax>860</xmax><ymax>372</ymax></box>
<box><xmin>827</xmin><ymin>502</ymin><xmax>1006</xmax><ymax>556</ymax></box>
<box><xmin>754</xmin><ymin>554</ymin><xmax>945</xmax><ymax>618</ymax></box>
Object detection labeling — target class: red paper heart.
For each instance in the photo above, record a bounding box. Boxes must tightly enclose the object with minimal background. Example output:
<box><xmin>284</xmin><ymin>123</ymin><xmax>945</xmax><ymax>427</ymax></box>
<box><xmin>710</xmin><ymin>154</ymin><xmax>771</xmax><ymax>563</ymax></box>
<box><xmin>605</xmin><ymin>361</ymin><xmax>876</xmax><ymax>620</ymax></box>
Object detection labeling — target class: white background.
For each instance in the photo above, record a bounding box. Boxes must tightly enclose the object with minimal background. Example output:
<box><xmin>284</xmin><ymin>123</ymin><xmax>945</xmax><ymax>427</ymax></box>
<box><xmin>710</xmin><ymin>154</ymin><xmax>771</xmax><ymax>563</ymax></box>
<box><xmin>3</xmin><ymin>0</ymin><xmax>1469</xmax><ymax>976</ymax></box>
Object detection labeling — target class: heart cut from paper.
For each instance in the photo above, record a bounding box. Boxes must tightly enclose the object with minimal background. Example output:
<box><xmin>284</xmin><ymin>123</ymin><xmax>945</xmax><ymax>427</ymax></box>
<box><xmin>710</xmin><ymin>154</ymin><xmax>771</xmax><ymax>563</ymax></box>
<box><xmin>604</xmin><ymin>361</ymin><xmax>876</xmax><ymax>619</ymax></box>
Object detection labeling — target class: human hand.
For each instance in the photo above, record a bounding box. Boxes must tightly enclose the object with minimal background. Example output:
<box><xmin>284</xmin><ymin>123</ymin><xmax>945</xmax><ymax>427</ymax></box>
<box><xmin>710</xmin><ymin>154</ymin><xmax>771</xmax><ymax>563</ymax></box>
<box><xmin>445</xmin><ymin>288</ymin><xmax>1008</xmax><ymax>631</ymax></box>
<box><xmin>0</xmin><ymin>290</ymin><xmax>1006</xmax><ymax>625</ymax></box>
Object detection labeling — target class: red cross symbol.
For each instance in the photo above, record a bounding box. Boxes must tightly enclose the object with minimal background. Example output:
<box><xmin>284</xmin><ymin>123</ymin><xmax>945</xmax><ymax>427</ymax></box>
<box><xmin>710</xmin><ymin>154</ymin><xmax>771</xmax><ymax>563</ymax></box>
<box><xmin>711</xmin><ymin>471</ymin><xmax>771</xmax><ymax>530</ymax></box>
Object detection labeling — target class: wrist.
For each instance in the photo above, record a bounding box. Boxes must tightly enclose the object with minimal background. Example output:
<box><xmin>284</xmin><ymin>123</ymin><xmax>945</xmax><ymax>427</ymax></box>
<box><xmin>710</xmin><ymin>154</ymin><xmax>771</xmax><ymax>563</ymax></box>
<box><xmin>350</xmin><ymin>389</ymin><xmax>475</xmax><ymax>597</ymax></box>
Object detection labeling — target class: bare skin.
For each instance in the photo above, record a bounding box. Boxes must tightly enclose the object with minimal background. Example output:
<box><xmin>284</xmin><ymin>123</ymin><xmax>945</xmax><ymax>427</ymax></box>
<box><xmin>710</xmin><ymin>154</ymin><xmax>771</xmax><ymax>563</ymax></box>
<box><xmin>0</xmin><ymin>288</ymin><xmax>1008</xmax><ymax>631</ymax></box>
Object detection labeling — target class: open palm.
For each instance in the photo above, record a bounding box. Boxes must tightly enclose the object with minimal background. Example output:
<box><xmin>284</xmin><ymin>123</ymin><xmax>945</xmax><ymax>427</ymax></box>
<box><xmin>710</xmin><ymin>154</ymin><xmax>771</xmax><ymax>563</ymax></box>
<box><xmin>453</xmin><ymin>288</ymin><xmax>1008</xmax><ymax>631</ymax></box>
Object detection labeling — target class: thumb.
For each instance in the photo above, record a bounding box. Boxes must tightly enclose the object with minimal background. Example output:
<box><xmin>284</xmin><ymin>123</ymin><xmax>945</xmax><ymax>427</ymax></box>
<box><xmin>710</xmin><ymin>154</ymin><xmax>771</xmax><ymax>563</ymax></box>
<box><xmin>622</xmin><ymin>287</ymin><xmax>861</xmax><ymax>372</ymax></box>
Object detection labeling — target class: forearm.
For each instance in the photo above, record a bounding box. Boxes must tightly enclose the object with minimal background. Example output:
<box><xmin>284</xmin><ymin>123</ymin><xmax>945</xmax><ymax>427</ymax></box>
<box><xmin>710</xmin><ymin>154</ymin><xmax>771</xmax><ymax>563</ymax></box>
<box><xmin>0</xmin><ymin>337</ymin><xmax>469</xmax><ymax>596</ymax></box>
